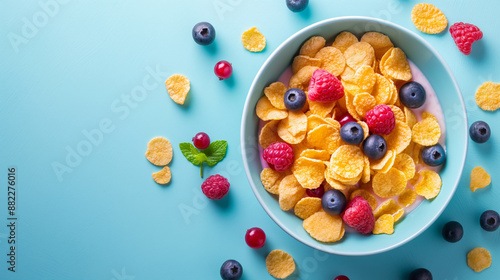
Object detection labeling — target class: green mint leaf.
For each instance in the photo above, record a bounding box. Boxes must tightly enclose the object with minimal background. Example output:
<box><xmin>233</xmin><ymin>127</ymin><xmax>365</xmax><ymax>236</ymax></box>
<box><xmin>179</xmin><ymin>143</ymin><xmax>205</xmax><ymax>165</ymax></box>
<box><xmin>204</xmin><ymin>140</ymin><xmax>228</xmax><ymax>167</ymax></box>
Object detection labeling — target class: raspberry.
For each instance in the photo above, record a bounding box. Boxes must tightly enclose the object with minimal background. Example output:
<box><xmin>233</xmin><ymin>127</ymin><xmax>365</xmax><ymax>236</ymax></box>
<box><xmin>263</xmin><ymin>142</ymin><xmax>294</xmax><ymax>172</ymax></box>
<box><xmin>307</xmin><ymin>69</ymin><xmax>344</xmax><ymax>102</ymax></box>
<box><xmin>341</xmin><ymin>196</ymin><xmax>375</xmax><ymax>234</ymax></box>
<box><xmin>201</xmin><ymin>174</ymin><xmax>230</xmax><ymax>200</ymax></box>
<box><xmin>365</xmin><ymin>104</ymin><xmax>395</xmax><ymax>135</ymax></box>
<box><xmin>450</xmin><ymin>22</ymin><xmax>483</xmax><ymax>55</ymax></box>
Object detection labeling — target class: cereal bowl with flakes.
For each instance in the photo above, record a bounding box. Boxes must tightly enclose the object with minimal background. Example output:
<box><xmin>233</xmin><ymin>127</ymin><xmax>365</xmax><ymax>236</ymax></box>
<box><xmin>241</xmin><ymin>17</ymin><xmax>467</xmax><ymax>256</ymax></box>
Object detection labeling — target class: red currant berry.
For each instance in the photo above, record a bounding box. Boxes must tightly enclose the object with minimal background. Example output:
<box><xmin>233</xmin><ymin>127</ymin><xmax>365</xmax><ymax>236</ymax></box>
<box><xmin>338</xmin><ymin>113</ymin><xmax>356</xmax><ymax>127</ymax></box>
<box><xmin>334</xmin><ymin>276</ymin><xmax>349</xmax><ymax>280</ymax></box>
<box><xmin>245</xmin><ymin>227</ymin><xmax>266</xmax><ymax>249</ymax></box>
<box><xmin>306</xmin><ymin>187</ymin><xmax>324</xmax><ymax>198</ymax></box>
<box><xmin>192</xmin><ymin>132</ymin><xmax>210</xmax><ymax>150</ymax></box>
<box><xmin>214</xmin><ymin>60</ymin><xmax>233</xmax><ymax>80</ymax></box>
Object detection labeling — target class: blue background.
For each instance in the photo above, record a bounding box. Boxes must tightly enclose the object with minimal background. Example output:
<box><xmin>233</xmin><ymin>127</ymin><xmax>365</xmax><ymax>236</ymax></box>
<box><xmin>0</xmin><ymin>0</ymin><xmax>499</xmax><ymax>279</ymax></box>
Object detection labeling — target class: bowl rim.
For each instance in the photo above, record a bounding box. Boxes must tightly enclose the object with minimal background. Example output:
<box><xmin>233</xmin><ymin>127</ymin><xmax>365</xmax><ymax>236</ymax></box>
<box><xmin>240</xmin><ymin>16</ymin><xmax>467</xmax><ymax>256</ymax></box>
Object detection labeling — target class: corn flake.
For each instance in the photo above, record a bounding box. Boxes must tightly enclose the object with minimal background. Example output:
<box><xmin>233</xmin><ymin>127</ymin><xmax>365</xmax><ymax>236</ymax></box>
<box><xmin>332</xmin><ymin>31</ymin><xmax>359</xmax><ymax>53</ymax></box>
<box><xmin>278</xmin><ymin>175</ymin><xmax>306</xmax><ymax>211</ymax></box>
<box><xmin>266</xmin><ymin>250</ymin><xmax>296</xmax><ymax>279</ymax></box>
<box><xmin>260</xmin><ymin>167</ymin><xmax>286</xmax><ymax>195</ymax></box>
<box><xmin>360</xmin><ymin>32</ymin><xmax>394</xmax><ymax>60</ymax></box>
<box><xmin>165</xmin><ymin>74</ymin><xmax>190</xmax><ymax>105</ymax></box>
<box><xmin>241</xmin><ymin>27</ymin><xmax>266</xmax><ymax>52</ymax></box>
<box><xmin>299</xmin><ymin>36</ymin><xmax>326</xmax><ymax>57</ymax></box>
<box><xmin>393</xmin><ymin>153</ymin><xmax>416</xmax><ymax>180</ymax></box>
<box><xmin>259</xmin><ymin>120</ymin><xmax>281</xmax><ymax>149</ymax></box>
<box><xmin>330</xmin><ymin>145</ymin><xmax>365</xmax><ymax>179</ymax></box>
<box><xmin>398</xmin><ymin>188</ymin><xmax>417</xmax><ymax>207</ymax></box>
<box><xmin>404</xmin><ymin>106</ymin><xmax>418</xmax><ymax>129</ymax></box>
<box><xmin>256</xmin><ymin>96</ymin><xmax>288</xmax><ymax>121</ymax></box>
<box><xmin>411</xmin><ymin>3</ymin><xmax>448</xmax><ymax>34</ymax></box>
<box><xmin>415</xmin><ymin>169</ymin><xmax>442</xmax><ymax>199</ymax></box>
<box><xmin>380</xmin><ymin>47</ymin><xmax>412</xmax><ymax>81</ymax></box>
<box><xmin>294</xmin><ymin>197</ymin><xmax>322</xmax><ymax>219</ymax></box>
<box><xmin>353</xmin><ymin>92</ymin><xmax>377</xmax><ymax>117</ymax></box>
<box><xmin>289</xmin><ymin>66</ymin><xmax>319</xmax><ymax>93</ymax></box>
<box><xmin>467</xmin><ymin>247</ymin><xmax>492</xmax><ymax>273</ymax></box>
<box><xmin>292</xmin><ymin>55</ymin><xmax>322</xmax><ymax>74</ymax></box>
<box><xmin>372</xmin><ymin>74</ymin><xmax>395</xmax><ymax>104</ymax></box>
<box><xmin>475</xmin><ymin>81</ymin><xmax>500</xmax><ymax>111</ymax></box>
<box><xmin>314</xmin><ymin>46</ymin><xmax>346</xmax><ymax>76</ymax></box>
<box><xmin>145</xmin><ymin>137</ymin><xmax>173</xmax><ymax>166</ymax></box>
<box><xmin>300</xmin><ymin>149</ymin><xmax>330</xmax><ymax>161</ymax></box>
<box><xmin>372</xmin><ymin>168</ymin><xmax>407</xmax><ymax>198</ymax></box>
<box><xmin>264</xmin><ymin>82</ymin><xmax>287</xmax><ymax>109</ymax></box>
<box><xmin>353</xmin><ymin>65</ymin><xmax>377</xmax><ymax>93</ymax></box>
<box><xmin>308</xmin><ymin>101</ymin><xmax>336</xmax><ymax>118</ymax></box>
<box><xmin>411</xmin><ymin>114</ymin><xmax>441</xmax><ymax>146</ymax></box>
<box><xmin>470</xmin><ymin>166</ymin><xmax>491</xmax><ymax>192</ymax></box>
<box><xmin>307</xmin><ymin>124</ymin><xmax>341</xmax><ymax>153</ymax></box>
<box><xmin>152</xmin><ymin>166</ymin><xmax>171</xmax><ymax>184</ymax></box>
<box><xmin>373</xmin><ymin>198</ymin><xmax>405</xmax><ymax>222</ymax></box>
<box><xmin>344</xmin><ymin>42</ymin><xmax>375</xmax><ymax>71</ymax></box>
<box><xmin>373</xmin><ymin>214</ymin><xmax>395</xmax><ymax>235</ymax></box>
<box><xmin>292</xmin><ymin>157</ymin><xmax>326</xmax><ymax>189</ymax></box>
<box><xmin>303</xmin><ymin>211</ymin><xmax>344</xmax><ymax>242</ymax></box>
<box><xmin>351</xmin><ymin>189</ymin><xmax>377</xmax><ymax>211</ymax></box>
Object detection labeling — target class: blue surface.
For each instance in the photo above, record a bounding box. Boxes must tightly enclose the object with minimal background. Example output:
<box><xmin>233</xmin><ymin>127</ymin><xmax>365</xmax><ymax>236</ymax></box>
<box><xmin>0</xmin><ymin>0</ymin><xmax>499</xmax><ymax>279</ymax></box>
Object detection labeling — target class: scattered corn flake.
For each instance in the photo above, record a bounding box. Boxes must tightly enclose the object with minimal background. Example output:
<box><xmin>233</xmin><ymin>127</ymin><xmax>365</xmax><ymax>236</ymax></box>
<box><xmin>371</xmin><ymin>149</ymin><xmax>394</xmax><ymax>170</ymax></box>
<box><xmin>384</xmin><ymin>121</ymin><xmax>412</xmax><ymax>155</ymax></box>
<box><xmin>380</xmin><ymin>47</ymin><xmax>412</xmax><ymax>81</ymax></box>
<box><xmin>373</xmin><ymin>214</ymin><xmax>395</xmax><ymax>235</ymax></box>
<box><xmin>152</xmin><ymin>166</ymin><xmax>171</xmax><ymax>184</ymax></box>
<box><xmin>289</xmin><ymin>66</ymin><xmax>319</xmax><ymax>93</ymax></box>
<box><xmin>362</xmin><ymin>155</ymin><xmax>371</xmax><ymax>183</ymax></box>
<box><xmin>389</xmin><ymin>105</ymin><xmax>405</xmax><ymax>123</ymax></box>
<box><xmin>411</xmin><ymin>114</ymin><xmax>441</xmax><ymax>146</ymax></box>
<box><xmin>331</xmin><ymin>31</ymin><xmax>359</xmax><ymax>53</ymax></box>
<box><xmin>292</xmin><ymin>141</ymin><xmax>311</xmax><ymax>159</ymax></box>
<box><xmin>278</xmin><ymin>175</ymin><xmax>306</xmax><ymax>211</ymax></box>
<box><xmin>328</xmin><ymin>167</ymin><xmax>362</xmax><ymax>185</ymax></box>
<box><xmin>292</xmin><ymin>55</ymin><xmax>322</xmax><ymax>74</ymax></box>
<box><xmin>299</xmin><ymin>36</ymin><xmax>326</xmax><ymax>57</ymax></box>
<box><xmin>353</xmin><ymin>92</ymin><xmax>377</xmax><ymax>117</ymax></box>
<box><xmin>351</xmin><ymin>189</ymin><xmax>377</xmax><ymax>211</ymax></box>
<box><xmin>358</xmin><ymin>121</ymin><xmax>370</xmax><ymax>140</ymax></box>
<box><xmin>303</xmin><ymin>211</ymin><xmax>344</xmax><ymax>242</ymax></box>
<box><xmin>330</xmin><ymin>145</ymin><xmax>365</xmax><ymax>179</ymax></box>
<box><xmin>294</xmin><ymin>197</ymin><xmax>322</xmax><ymax>219</ymax></box>
<box><xmin>341</xmin><ymin>66</ymin><xmax>356</xmax><ymax>82</ymax></box>
<box><xmin>264</xmin><ymin>82</ymin><xmax>288</xmax><ymax>109</ymax></box>
<box><xmin>373</xmin><ymin>198</ymin><xmax>405</xmax><ymax>222</ymax></box>
<box><xmin>266</xmin><ymin>249</ymin><xmax>296</xmax><ymax>279</ymax></box>
<box><xmin>360</xmin><ymin>32</ymin><xmax>394</xmax><ymax>60</ymax></box>
<box><xmin>344</xmin><ymin>91</ymin><xmax>362</xmax><ymax>121</ymax></box>
<box><xmin>309</xmin><ymin>100</ymin><xmax>336</xmax><ymax>118</ymax></box>
<box><xmin>393</xmin><ymin>153</ymin><xmax>416</xmax><ymax>180</ymax></box>
<box><xmin>467</xmin><ymin>247</ymin><xmax>492</xmax><ymax>273</ymax></box>
<box><xmin>398</xmin><ymin>188</ymin><xmax>417</xmax><ymax>207</ymax></box>
<box><xmin>260</xmin><ymin>167</ymin><xmax>286</xmax><ymax>195</ymax></box>
<box><xmin>292</xmin><ymin>157</ymin><xmax>326</xmax><ymax>189</ymax></box>
<box><xmin>324</xmin><ymin>169</ymin><xmax>349</xmax><ymax>190</ymax></box>
<box><xmin>408</xmin><ymin>171</ymin><xmax>421</xmax><ymax>186</ymax></box>
<box><xmin>307</xmin><ymin>124</ymin><xmax>341</xmax><ymax>153</ymax></box>
<box><xmin>300</xmin><ymin>149</ymin><xmax>330</xmax><ymax>161</ymax></box>
<box><xmin>372</xmin><ymin>168</ymin><xmax>407</xmax><ymax>198</ymax></box>
<box><xmin>379</xmin><ymin>150</ymin><xmax>397</xmax><ymax>174</ymax></box>
<box><xmin>307</xmin><ymin>114</ymin><xmax>332</xmax><ymax>131</ymax></box>
<box><xmin>259</xmin><ymin>120</ymin><xmax>281</xmax><ymax>149</ymax></box>
<box><xmin>411</xmin><ymin>3</ymin><xmax>448</xmax><ymax>34</ymax></box>
<box><xmin>165</xmin><ymin>74</ymin><xmax>190</xmax><ymax>105</ymax></box>
<box><xmin>470</xmin><ymin>166</ymin><xmax>491</xmax><ymax>192</ymax></box>
<box><xmin>277</xmin><ymin>112</ymin><xmax>307</xmax><ymax>144</ymax></box>
<box><xmin>314</xmin><ymin>46</ymin><xmax>346</xmax><ymax>76</ymax></box>
<box><xmin>241</xmin><ymin>27</ymin><xmax>266</xmax><ymax>52</ymax></box>
<box><xmin>342</xmin><ymin>80</ymin><xmax>364</xmax><ymax>96</ymax></box>
<box><xmin>475</xmin><ymin>81</ymin><xmax>500</xmax><ymax>111</ymax></box>
<box><xmin>256</xmin><ymin>96</ymin><xmax>288</xmax><ymax>121</ymax></box>
<box><xmin>344</xmin><ymin>42</ymin><xmax>376</xmax><ymax>71</ymax></box>
<box><xmin>415</xmin><ymin>169</ymin><xmax>442</xmax><ymax>199</ymax></box>
<box><xmin>145</xmin><ymin>136</ymin><xmax>173</xmax><ymax>166</ymax></box>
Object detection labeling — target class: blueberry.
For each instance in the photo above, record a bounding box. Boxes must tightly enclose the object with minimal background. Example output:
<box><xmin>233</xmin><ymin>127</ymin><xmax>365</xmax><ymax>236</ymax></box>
<box><xmin>399</xmin><ymin>81</ymin><xmax>426</xmax><ymax>108</ymax></box>
<box><xmin>362</xmin><ymin>135</ymin><xmax>387</xmax><ymax>160</ymax></box>
<box><xmin>480</xmin><ymin>210</ymin><xmax>500</xmax><ymax>232</ymax></box>
<box><xmin>321</xmin><ymin>189</ymin><xmax>347</xmax><ymax>215</ymax></box>
<box><xmin>340</xmin><ymin>122</ymin><xmax>364</xmax><ymax>145</ymax></box>
<box><xmin>469</xmin><ymin>121</ymin><xmax>491</xmax><ymax>143</ymax></box>
<box><xmin>286</xmin><ymin>0</ymin><xmax>309</xmax><ymax>12</ymax></box>
<box><xmin>442</xmin><ymin>221</ymin><xmax>463</xmax><ymax>243</ymax></box>
<box><xmin>192</xmin><ymin>22</ymin><xmax>215</xmax><ymax>45</ymax></box>
<box><xmin>220</xmin><ymin>260</ymin><xmax>243</xmax><ymax>280</ymax></box>
<box><xmin>421</xmin><ymin>144</ymin><xmax>446</xmax><ymax>166</ymax></box>
<box><xmin>409</xmin><ymin>268</ymin><xmax>432</xmax><ymax>280</ymax></box>
<box><xmin>284</xmin><ymin>88</ymin><xmax>307</xmax><ymax>111</ymax></box>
